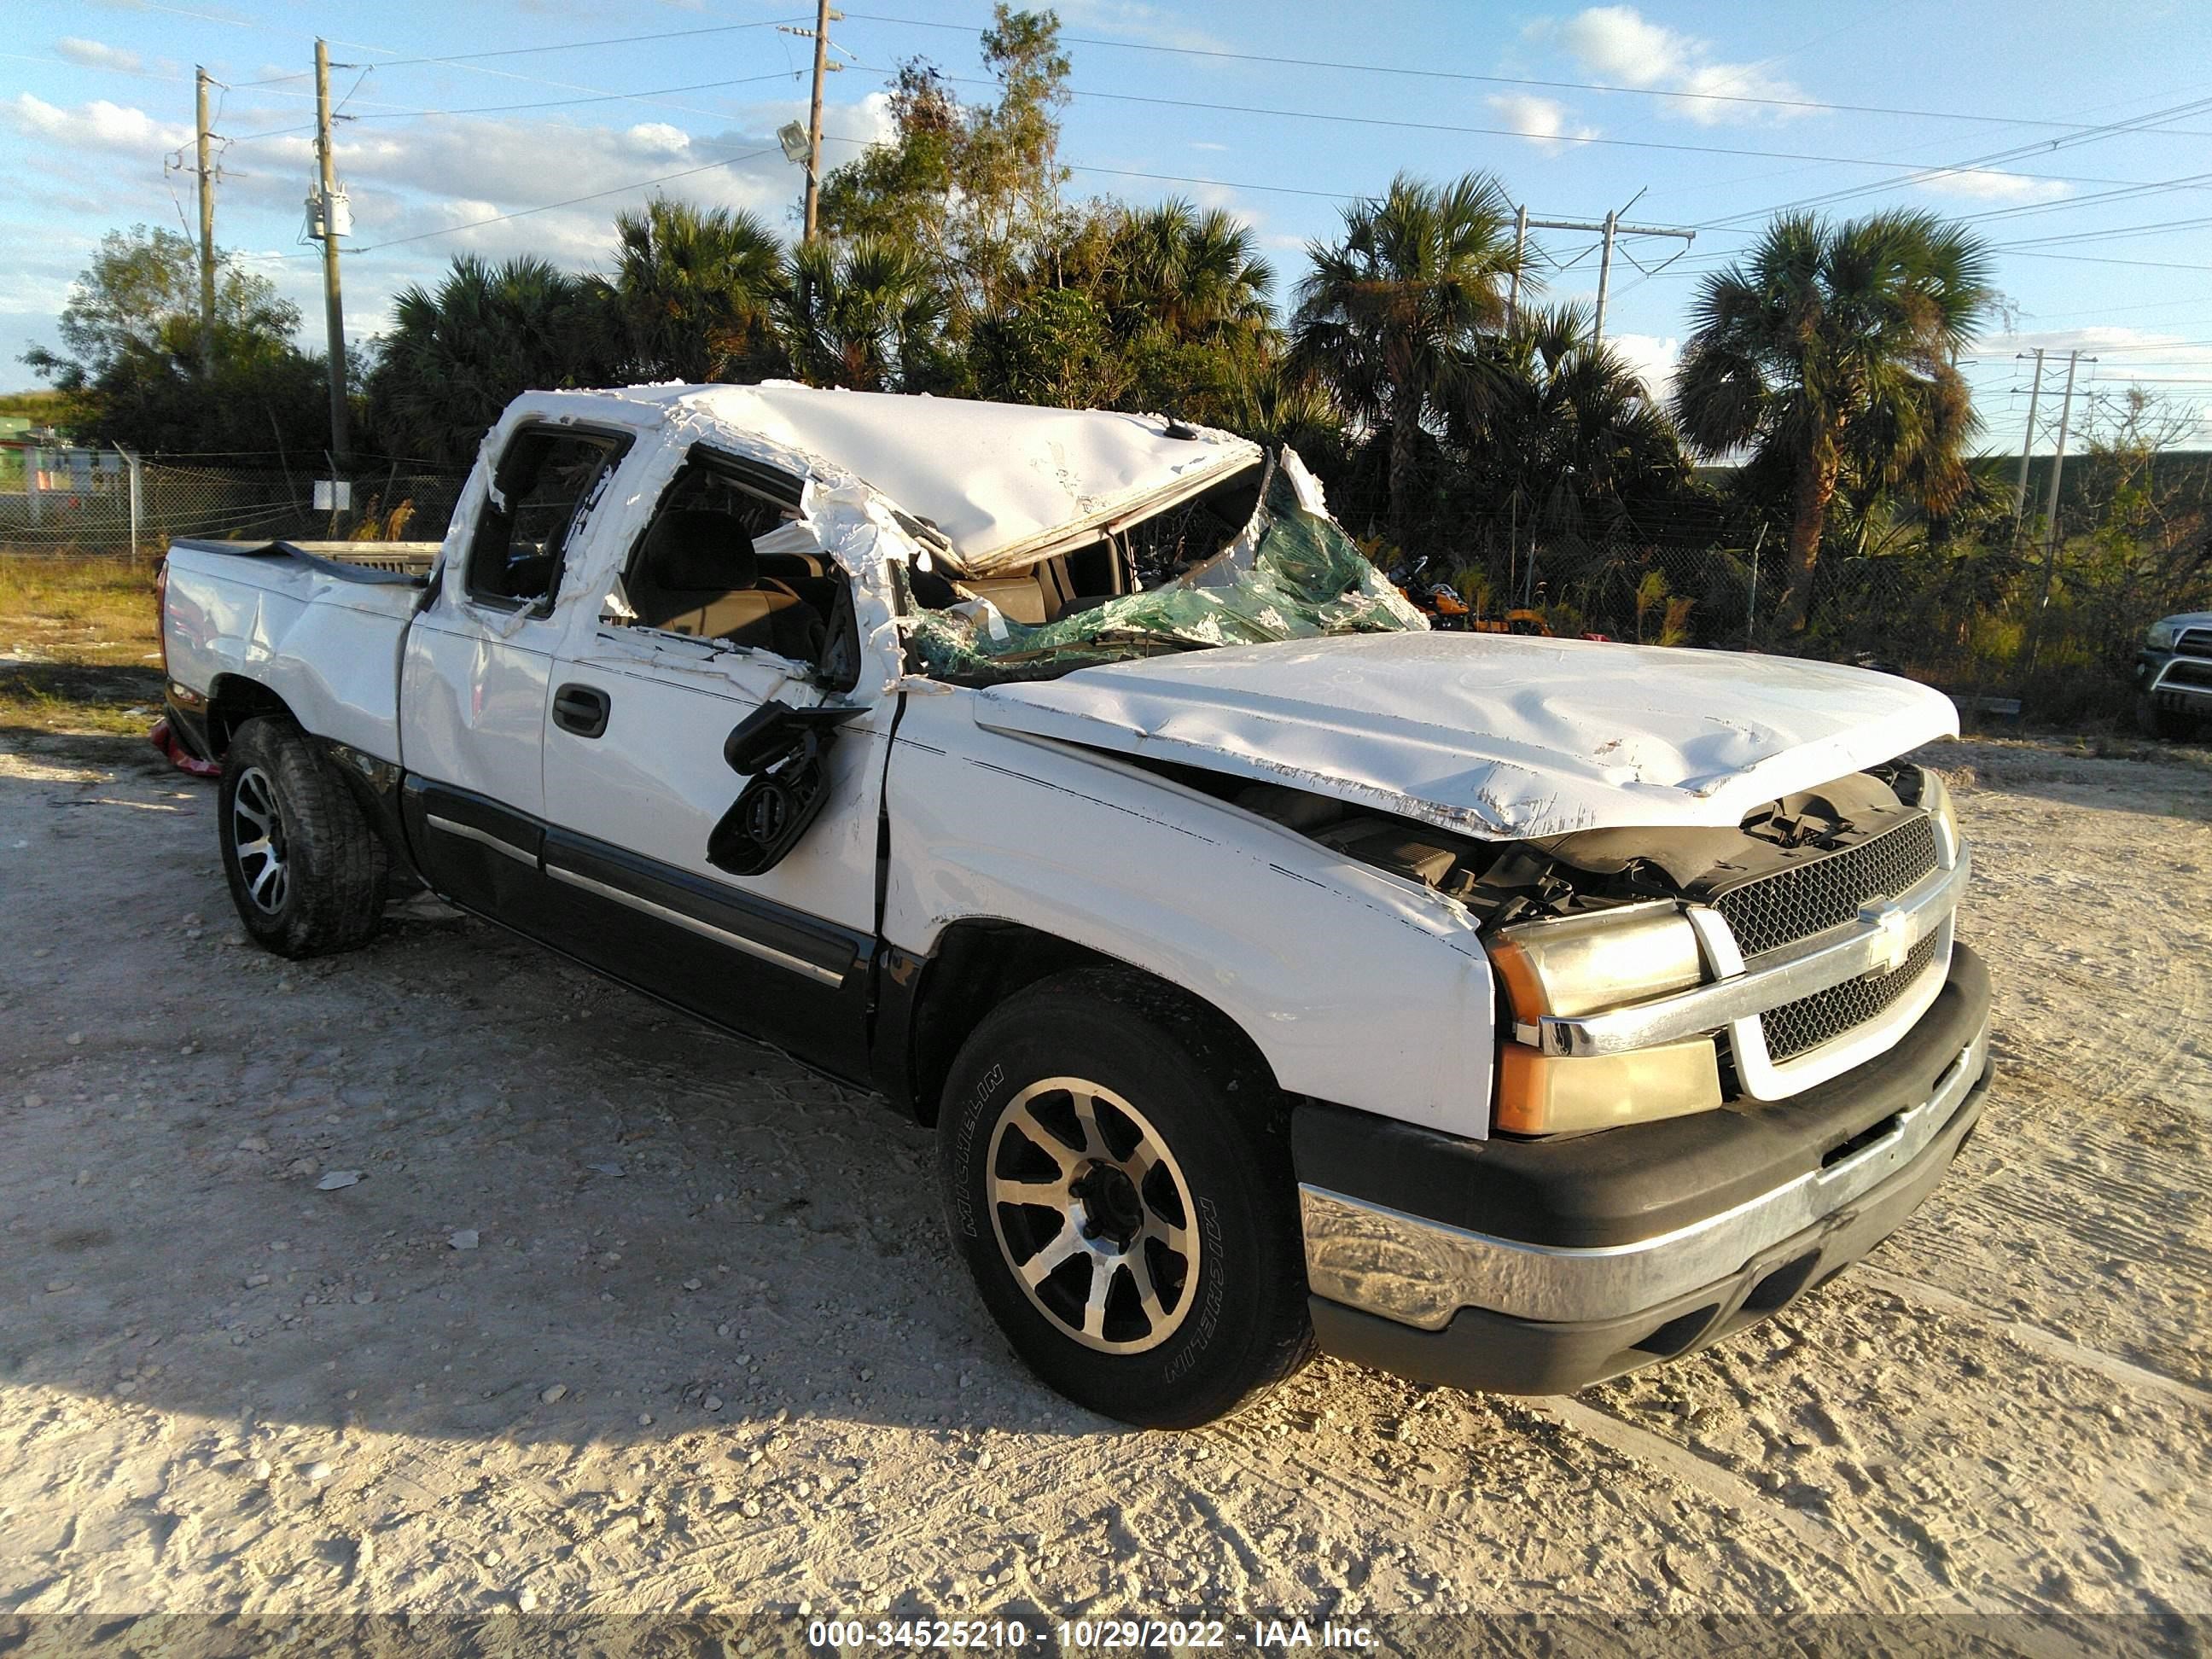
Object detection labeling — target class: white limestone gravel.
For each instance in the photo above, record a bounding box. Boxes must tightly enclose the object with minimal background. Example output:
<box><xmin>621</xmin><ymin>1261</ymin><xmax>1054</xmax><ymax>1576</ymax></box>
<box><xmin>0</xmin><ymin>729</ymin><xmax>2206</xmax><ymax>1630</ymax></box>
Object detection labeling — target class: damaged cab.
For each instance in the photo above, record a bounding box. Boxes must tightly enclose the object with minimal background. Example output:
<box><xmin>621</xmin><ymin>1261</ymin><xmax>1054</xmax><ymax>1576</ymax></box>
<box><xmin>160</xmin><ymin>384</ymin><xmax>1990</xmax><ymax>1426</ymax></box>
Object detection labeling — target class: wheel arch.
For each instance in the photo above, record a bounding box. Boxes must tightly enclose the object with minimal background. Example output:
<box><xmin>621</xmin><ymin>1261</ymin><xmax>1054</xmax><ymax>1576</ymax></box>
<box><xmin>206</xmin><ymin>674</ymin><xmax>300</xmax><ymax>755</ymax></box>
<box><xmin>891</xmin><ymin>918</ymin><xmax>1282</xmax><ymax>1127</ymax></box>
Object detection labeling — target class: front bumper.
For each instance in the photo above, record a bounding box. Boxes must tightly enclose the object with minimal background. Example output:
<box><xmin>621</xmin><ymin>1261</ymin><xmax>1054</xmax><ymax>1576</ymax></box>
<box><xmin>2139</xmin><ymin>651</ymin><xmax>2212</xmax><ymax>714</ymax></box>
<box><xmin>1296</xmin><ymin>944</ymin><xmax>1993</xmax><ymax>1395</ymax></box>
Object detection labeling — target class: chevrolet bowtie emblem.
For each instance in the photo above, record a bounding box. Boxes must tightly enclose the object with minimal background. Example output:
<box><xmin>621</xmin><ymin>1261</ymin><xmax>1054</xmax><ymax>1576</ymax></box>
<box><xmin>1857</xmin><ymin>897</ymin><xmax>1913</xmax><ymax>978</ymax></box>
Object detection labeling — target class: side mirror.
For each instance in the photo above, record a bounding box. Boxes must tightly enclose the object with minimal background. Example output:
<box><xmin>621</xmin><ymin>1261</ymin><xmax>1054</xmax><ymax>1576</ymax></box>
<box><xmin>707</xmin><ymin>699</ymin><xmax>865</xmax><ymax>876</ymax></box>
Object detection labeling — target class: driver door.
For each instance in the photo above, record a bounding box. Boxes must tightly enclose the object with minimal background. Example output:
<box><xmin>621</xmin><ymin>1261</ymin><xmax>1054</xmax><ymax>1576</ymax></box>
<box><xmin>537</xmin><ymin>449</ymin><xmax>885</xmax><ymax>1077</ymax></box>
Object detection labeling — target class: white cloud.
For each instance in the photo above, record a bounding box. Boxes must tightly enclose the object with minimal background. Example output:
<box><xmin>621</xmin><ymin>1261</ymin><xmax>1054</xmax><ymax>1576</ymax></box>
<box><xmin>1606</xmin><ymin>332</ymin><xmax>1681</xmax><ymax>402</ymax></box>
<box><xmin>1484</xmin><ymin>93</ymin><xmax>1598</xmax><ymax>153</ymax></box>
<box><xmin>1553</xmin><ymin>7</ymin><xmax>1681</xmax><ymax>86</ymax></box>
<box><xmin>1190</xmin><ymin>141</ymin><xmax>1228</xmax><ymax>153</ymax></box>
<box><xmin>1539</xmin><ymin>7</ymin><xmax>1811</xmax><ymax>125</ymax></box>
<box><xmin>1912</xmin><ymin>169</ymin><xmax>2069</xmax><ymax>205</ymax></box>
<box><xmin>55</xmin><ymin>37</ymin><xmax>143</xmax><ymax>74</ymax></box>
<box><xmin>5</xmin><ymin>94</ymin><xmax>190</xmax><ymax>154</ymax></box>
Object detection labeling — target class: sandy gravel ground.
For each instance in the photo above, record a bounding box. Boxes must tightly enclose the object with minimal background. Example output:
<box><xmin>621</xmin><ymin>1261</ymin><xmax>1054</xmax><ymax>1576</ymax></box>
<box><xmin>0</xmin><ymin>727</ymin><xmax>2207</xmax><ymax>1635</ymax></box>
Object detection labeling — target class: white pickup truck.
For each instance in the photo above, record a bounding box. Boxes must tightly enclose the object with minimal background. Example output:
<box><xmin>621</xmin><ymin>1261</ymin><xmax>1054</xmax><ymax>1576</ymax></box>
<box><xmin>158</xmin><ymin>383</ymin><xmax>1990</xmax><ymax>1427</ymax></box>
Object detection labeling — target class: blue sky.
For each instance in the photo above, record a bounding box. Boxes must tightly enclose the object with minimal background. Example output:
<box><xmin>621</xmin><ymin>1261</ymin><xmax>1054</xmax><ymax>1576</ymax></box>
<box><xmin>7</xmin><ymin>0</ymin><xmax>2212</xmax><ymax>452</ymax></box>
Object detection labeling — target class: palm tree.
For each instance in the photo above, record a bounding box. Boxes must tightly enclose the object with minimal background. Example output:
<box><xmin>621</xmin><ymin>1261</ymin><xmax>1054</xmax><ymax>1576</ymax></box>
<box><xmin>1104</xmin><ymin>199</ymin><xmax>1276</xmax><ymax>347</ymax></box>
<box><xmin>368</xmin><ymin>254</ymin><xmax>614</xmax><ymax>467</ymax></box>
<box><xmin>1460</xmin><ymin>304</ymin><xmax>1687</xmax><ymax>545</ymax></box>
<box><xmin>1291</xmin><ymin>172</ymin><xmax>1524</xmax><ymax>542</ymax></box>
<box><xmin>608</xmin><ymin>196</ymin><xmax>784</xmax><ymax>383</ymax></box>
<box><xmin>776</xmin><ymin>237</ymin><xmax>949</xmax><ymax>393</ymax></box>
<box><xmin>1671</xmin><ymin>210</ymin><xmax>1995</xmax><ymax>637</ymax></box>
<box><xmin>1219</xmin><ymin>359</ymin><xmax>1346</xmax><ymax>468</ymax></box>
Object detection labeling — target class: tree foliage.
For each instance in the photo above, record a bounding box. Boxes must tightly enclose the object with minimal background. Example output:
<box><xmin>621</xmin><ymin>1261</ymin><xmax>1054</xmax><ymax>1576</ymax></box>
<box><xmin>26</xmin><ymin>3</ymin><xmax>2053</xmax><ymax>674</ymax></box>
<box><xmin>1671</xmin><ymin>210</ymin><xmax>1997</xmax><ymax>635</ymax></box>
<box><xmin>605</xmin><ymin>198</ymin><xmax>784</xmax><ymax>382</ymax></box>
<box><xmin>818</xmin><ymin>5</ymin><xmax>1070</xmax><ymax>332</ymax></box>
<box><xmin>368</xmin><ymin>254</ymin><xmax>616</xmax><ymax>467</ymax></box>
<box><xmin>1292</xmin><ymin>172</ymin><xmax>1524</xmax><ymax>541</ymax></box>
<box><xmin>20</xmin><ymin>224</ymin><xmax>326</xmax><ymax>456</ymax></box>
<box><xmin>776</xmin><ymin>237</ymin><xmax>948</xmax><ymax>393</ymax></box>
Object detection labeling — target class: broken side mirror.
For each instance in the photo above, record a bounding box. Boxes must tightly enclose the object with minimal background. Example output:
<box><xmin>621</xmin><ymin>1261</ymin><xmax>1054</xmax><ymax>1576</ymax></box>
<box><xmin>706</xmin><ymin>700</ymin><xmax>865</xmax><ymax>876</ymax></box>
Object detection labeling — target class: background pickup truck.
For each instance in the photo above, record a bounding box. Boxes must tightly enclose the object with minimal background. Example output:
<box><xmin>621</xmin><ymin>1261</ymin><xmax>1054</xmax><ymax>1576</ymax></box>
<box><xmin>2135</xmin><ymin>609</ymin><xmax>2212</xmax><ymax>739</ymax></box>
<box><xmin>159</xmin><ymin>382</ymin><xmax>1990</xmax><ymax>1428</ymax></box>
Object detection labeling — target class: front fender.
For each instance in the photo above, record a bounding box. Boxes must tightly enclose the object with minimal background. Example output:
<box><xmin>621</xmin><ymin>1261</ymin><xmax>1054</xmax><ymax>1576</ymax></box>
<box><xmin>884</xmin><ymin>701</ymin><xmax>1499</xmax><ymax>1139</ymax></box>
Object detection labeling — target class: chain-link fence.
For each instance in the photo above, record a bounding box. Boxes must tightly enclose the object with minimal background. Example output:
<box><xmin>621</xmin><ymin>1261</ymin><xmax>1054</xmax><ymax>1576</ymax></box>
<box><xmin>0</xmin><ymin>445</ymin><xmax>472</xmax><ymax>560</ymax></box>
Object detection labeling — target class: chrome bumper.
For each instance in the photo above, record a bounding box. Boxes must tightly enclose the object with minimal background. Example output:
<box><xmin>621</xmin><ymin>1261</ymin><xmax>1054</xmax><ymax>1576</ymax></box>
<box><xmin>1301</xmin><ymin>1019</ymin><xmax>1988</xmax><ymax>1330</ymax></box>
<box><xmin>2147</xmin><ymin>660</ymin><xmax>2212</xmax><ymax>708</ymax></box>
<box><xmin>1521</xmin><ymin>846</ymin><xmax>1970</xmax><ymax>1060</ymax></box>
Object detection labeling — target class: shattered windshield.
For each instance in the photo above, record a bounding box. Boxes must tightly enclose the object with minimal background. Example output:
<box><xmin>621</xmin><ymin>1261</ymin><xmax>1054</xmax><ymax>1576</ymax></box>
<box><xmin>907</xmin><ymin>458</ymin><xmax>1428</xmax><ymax>685</ymax></box>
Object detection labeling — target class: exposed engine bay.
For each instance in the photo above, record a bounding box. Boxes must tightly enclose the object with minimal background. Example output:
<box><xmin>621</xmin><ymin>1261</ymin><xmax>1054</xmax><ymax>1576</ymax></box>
<box><xmin>1231</xmin><ymin>763</ymin><xmax>1933</xmax><ymax>928</ymax></box>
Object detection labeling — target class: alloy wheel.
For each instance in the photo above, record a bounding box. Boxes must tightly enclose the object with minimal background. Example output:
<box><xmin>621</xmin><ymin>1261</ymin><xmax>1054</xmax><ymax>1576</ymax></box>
<box><xmin>230</xmin><ymin>765</ymin><xmax>290</xmax><ymax>915</ymax></box>
<box><xmin>986</xmin><ymin>1077</ymin><xmax>1200</xmax><ymax>1355</ymax></box>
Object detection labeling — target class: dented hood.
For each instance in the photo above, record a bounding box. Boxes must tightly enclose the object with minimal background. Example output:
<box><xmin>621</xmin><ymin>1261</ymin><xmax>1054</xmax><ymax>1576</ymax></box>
<box><xmin>972</xmin><ymin>632</ymin><xmax>1959</xmax><ymax>840</ymax></box>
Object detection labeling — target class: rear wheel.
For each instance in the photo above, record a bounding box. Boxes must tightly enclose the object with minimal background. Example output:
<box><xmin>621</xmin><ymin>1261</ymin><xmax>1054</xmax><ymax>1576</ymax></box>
<box><xmin>937</xmin><ymin>968</ymin><xmax>1313</xmax><ymax>1427</ymax></box>
<box><xmin>218</xmin><ymin>715</ymin><xmax>387</xmax><ymax>958</ymax></box>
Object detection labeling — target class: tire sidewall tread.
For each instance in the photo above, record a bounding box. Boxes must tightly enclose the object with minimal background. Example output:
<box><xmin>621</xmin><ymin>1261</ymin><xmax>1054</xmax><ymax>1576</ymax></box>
<box><xmin>938</xmin><ymin>967</ymin><xmax>1313</xmax><ymax>1428</ymax></box>
<box><xmin>219</xmin><ymin>716</ymin><xmax>387</xmax><ymax>959</ymax></box>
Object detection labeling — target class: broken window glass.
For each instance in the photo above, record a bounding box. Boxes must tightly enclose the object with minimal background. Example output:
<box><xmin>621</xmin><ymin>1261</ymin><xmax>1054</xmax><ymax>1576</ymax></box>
<box><xmin>907</xmin><ymin>460</ymin><xmax>1427</xmax><ymax>684</ymax></box>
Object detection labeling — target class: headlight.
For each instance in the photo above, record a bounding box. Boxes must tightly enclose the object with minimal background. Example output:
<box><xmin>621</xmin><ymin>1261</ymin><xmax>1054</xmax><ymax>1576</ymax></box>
<box><xmin>2146</xmin><ymin>620</ymin><xmax>2178</xmax><ymax>650</ymax></box>
<box><xmin>1488</xmin><ymin>905</ymin><xmax>1703</xmax><ymax>1020</ymax></box>
<box><xmin>1902</xmin><ymin>765</ymin><xmax>1961</xmax><ymax>864</ymax></box>
<box><xmin>1487</xmin><ymin>906</ymin><xmax>1721</xmax><ymax>1134</ymax></box>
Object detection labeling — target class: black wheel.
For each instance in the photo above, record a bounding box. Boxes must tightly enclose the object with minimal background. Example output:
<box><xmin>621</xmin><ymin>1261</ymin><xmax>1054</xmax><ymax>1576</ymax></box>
<box><xmin>937</xmin><ymin>968</ymin><xmax>1313</xmax><ymax>1428</ymax></box>
<box><xmin>218</xmin><ymin>715</ymin><xmax>388</xmax><ymax>958</ymax></box>
<box><xmin>2135</xmin><ymin>693</ymin><xmax>2196</xmax><ymax>741</ymax></box>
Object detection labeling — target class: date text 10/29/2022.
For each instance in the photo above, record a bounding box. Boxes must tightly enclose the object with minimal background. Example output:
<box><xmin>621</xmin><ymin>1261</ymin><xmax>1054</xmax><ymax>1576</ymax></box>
<box><xmin>804</xmin><ymin>1620</ymin><xmax>1377</xmax><ymax>1650</ymax></box>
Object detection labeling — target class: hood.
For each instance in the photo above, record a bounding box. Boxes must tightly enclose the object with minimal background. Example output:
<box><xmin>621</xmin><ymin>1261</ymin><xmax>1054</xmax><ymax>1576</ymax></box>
<box><xmin>665</xmin><ymin>381</ymin><xmax>1260</xmax><ymax>576</ymax></box>
<box><xmin>972</xmin><ymin>632</ymin><xmax>1959</xmax><ymax>841</ymax></box>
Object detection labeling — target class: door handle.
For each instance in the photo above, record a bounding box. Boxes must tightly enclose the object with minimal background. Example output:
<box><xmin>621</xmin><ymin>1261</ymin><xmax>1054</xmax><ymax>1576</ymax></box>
<box><xmin>551</xmin><ymin>682</ymin><xmax>611</xmax><ymax>739</ymax></box>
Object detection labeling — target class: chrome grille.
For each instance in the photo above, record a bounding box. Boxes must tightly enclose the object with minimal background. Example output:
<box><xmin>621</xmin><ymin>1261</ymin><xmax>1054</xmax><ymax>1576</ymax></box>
<box><xmin>1713</xmin><ymin>814</ymin><xmax>1939</xmax><ymax>958</ymax></box>
<box><xmin>2177</xmin><ymin>626</ymin><xmax>2212</xmax><ymax>654</ymax></box>
<box><xmin>1761</xmin><ymin>932</ymin><xmax>1940</xmax><ymax>1062</ymax></box>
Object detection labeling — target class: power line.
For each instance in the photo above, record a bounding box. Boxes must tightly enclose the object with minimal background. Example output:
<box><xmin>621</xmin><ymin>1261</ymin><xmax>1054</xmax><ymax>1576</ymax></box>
<box><xmin>349</xmin><ymin>147</ymin><xmax>780</xmax><ymax>253</ymax></box>
<box><xmin>1694</xmin><ymin>90</ymin><xmax>2212</xmax><ymax>229</ymax></box>
<box><xmin>340</xmin><ymin>70</ymin><xmax>802</xmax><ymax>122</ymax></box>
<box><xmin>836</xmin><ymin>10</ymin><xmax>2212</xmax><ymax>138</ymax></box>
<box><xmin>359</xmin><ymin>19</ymin><xmax>803</xmax><ymax>69</ymax></box>
<box><xmin>1990</xmin><ymin>212</ymin><xmax>2212</xmax><ymax>249</ymax></box>
<box><xmin>863</xmin><ymin>62</ymin><xmax>2182</xmax><ymax>191</ymax></box>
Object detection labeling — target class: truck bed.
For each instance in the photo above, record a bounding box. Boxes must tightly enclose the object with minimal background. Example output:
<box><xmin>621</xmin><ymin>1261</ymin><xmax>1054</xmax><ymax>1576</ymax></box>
<box><xmin>162</xmin><ymin>538</ymin><xmax>439</xmax><ymax>765</ymax></box>
<box><xmin>170</xmin><ymin>537</ymin><xmax>442</xmax><ymax>581</ymax></box>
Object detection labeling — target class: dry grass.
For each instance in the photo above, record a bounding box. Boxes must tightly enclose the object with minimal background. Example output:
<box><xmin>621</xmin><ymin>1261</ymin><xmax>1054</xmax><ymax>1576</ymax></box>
<box><xmin>0</xmin><ymin>552</ymin><xmax>166</xmax><ymax>738</ymax></box>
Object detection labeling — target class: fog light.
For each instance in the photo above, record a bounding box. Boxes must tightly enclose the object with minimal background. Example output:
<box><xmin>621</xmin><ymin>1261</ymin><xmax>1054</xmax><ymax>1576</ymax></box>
<box><xmin>1495</xmin><ymin>1037</ymin><xmax>1722</xmax><ymax>1135</ymax></box>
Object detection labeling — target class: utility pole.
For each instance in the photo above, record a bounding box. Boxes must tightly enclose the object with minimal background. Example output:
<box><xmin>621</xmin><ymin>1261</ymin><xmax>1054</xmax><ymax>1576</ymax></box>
<box><xmin>2041</xmin><ymin>349</ymin><xmax>2087</xmax><ymax>555</ymax></box>
<box><xmin>1506</xmin><ymin>206</ymin><xmax>1528</xmax><ymax>329</ymax></box>
<box><xmin>1594</xmin><ymin>210</ymin><xmax>1618</xmax><ymax>341</ymax></box>
<box><xmin>1510</xmin><ymin>203</ymin><xmax>1694</xmax><ymax>346</ymax></box>
<box><xmin>2011</xmin><ymin>348</ymin><xmax>2046</xmax><ymax>525</ymax></box>
<box><xmin>2024</xmin><ymin>349</ymin><xmax>2091</xmax><ymax>678</ymax></box>
<box><xmin>311</xmin><ymin>39</ymin><xmax>349</xmax><ymax>467</ymax></box>
<box><xmin>195</xmin><ymin>67</ymin><xmax>217</xmax><ymax>377</ymax></box>
<box><xmin>778</xmin><ymin>3</ymin><xmax>843</xmax><ymax>242</ymax></box>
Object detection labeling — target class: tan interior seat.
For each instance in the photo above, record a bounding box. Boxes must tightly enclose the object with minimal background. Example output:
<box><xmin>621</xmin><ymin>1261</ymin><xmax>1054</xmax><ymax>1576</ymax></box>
<box><xmin>953</xmin><ymin>572</ymin><xmax>1054</xmax><ymax>626</ymax></box>
<box><xmin>628</xmin><ymin>509</ymin><xmax>812</xmax><ymax>655</ymax></box>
